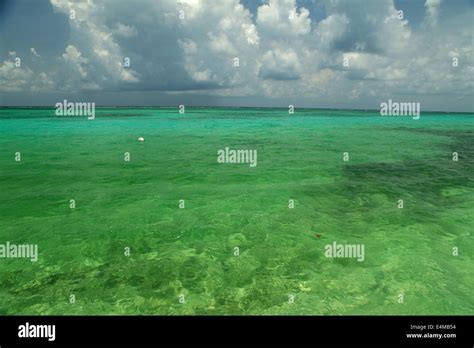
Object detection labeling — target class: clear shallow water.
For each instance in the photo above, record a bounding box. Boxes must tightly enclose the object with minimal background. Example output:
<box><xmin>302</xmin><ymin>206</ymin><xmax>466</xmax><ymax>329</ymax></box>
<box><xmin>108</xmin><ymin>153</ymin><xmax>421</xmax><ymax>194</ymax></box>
<box><xmin>0</xmin><ymin>108</ymin><xmax>473</xmax><ymax>315</ymax></box>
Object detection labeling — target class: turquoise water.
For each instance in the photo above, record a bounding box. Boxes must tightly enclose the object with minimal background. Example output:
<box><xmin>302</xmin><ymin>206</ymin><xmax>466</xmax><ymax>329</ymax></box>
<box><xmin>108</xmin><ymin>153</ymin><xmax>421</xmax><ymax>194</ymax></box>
<box><xmin>0</xmin><ymin>108</ymin><xmax>473</xmax><ymax>314</ymax></box>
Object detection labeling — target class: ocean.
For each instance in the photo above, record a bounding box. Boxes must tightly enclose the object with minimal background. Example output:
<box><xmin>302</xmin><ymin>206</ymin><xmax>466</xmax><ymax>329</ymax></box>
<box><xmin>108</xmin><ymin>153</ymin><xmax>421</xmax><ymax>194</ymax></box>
<box><xmin>0</xmin><ymin>107</ymin><xmax>472</xmax><ymax>314</ymax></box>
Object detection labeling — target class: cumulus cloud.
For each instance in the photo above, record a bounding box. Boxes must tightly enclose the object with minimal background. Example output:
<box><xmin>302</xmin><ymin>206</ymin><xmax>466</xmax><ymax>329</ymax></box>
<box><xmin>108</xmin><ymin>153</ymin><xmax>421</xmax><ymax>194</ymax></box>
<box><xmin>51</xmin><ymin>0</ymin><xmax>141</xmax><ymax>90</ymax></box>
<box><xmin>113</xmin><ymin>23</ymin><xmax>138</xmax><ymax>38</ymax></box>
<box><xmin>62</xmin><ymin>45</ymin><xmax>88</xmax><ymax>78</ymax></box>
<box><xmin>242</xmin><ymin>23</ymin><xmax>260</xmax><ymax>46</ymax></box>
<box><xmin>257</xmin><ymin>0</ymin><xmax>311</xmax><ymax>37</ymax></box>
<box><xmin>0</xmin><ymin>60</ymin><xmax>33</xmax><ymax>92</ymax></box>
<box><xmin>424</xmin><ymin>0</ymin><xmax>442</xmax><ymax>27</ymax></box>
<box><xmin>0</xmin><ymin>59</ymin><xmax>54</xmax><ymax>92</ymax></box>
<box><xmin>30</xmin><ymin>47</ymin><xmax>41</xmax><ymax>58</ymax></box>
<box><xmin>0</xmin><ymin>0</ymin><xmax>472</xmax><ymax>110</ymax></box>
<box><xmin>258</xmin><ymin>49</ymin><xmax>301</xmax><ymax>80</ymax></box>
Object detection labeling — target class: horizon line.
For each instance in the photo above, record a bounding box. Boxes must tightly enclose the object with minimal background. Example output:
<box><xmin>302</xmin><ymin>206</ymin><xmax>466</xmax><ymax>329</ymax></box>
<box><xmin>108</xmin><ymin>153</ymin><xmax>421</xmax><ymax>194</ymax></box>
<box><xmin>0</xmin><ymin>105</ymin><xmax>472</xmax><ymax>114</ymax></box>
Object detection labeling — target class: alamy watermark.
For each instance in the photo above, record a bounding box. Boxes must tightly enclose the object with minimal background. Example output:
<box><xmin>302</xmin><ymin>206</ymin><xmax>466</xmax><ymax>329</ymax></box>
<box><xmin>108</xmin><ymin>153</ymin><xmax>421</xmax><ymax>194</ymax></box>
<box><xmin>18</xmin><ymin>322</ymin><xmax>55</xmax><ymax>341</ymax></box>
<box><xmin>0</xmin><ymin>241</ymin><xmax>38</xmax><ymax>262</ymax></box>
<box><xmin>325</xmin><ymin>241</ymin><xmax>365</xmax><ymax>262</ymax></box>
<box><xmin>380</xmin><ymin>99</ymin><xmax>420</xmax><ymax>120</ymax></box>
<box><xmin>217</xmin><ymin>147</ymin><xmax>257</xmax><ymax>167</ymax></box>
<box><xmin>55</xmin><ymin>99</ymin><xmax>95</xmax><ymax>120</ymax></box>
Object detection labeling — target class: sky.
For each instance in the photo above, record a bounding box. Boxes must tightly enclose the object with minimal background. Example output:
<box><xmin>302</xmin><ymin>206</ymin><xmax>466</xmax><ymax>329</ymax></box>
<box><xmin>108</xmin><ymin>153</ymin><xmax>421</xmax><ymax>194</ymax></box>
<box><xmin>0</xmin><ymin>0</ymin><xmax>473</xmax><ymax>111</ymax></box>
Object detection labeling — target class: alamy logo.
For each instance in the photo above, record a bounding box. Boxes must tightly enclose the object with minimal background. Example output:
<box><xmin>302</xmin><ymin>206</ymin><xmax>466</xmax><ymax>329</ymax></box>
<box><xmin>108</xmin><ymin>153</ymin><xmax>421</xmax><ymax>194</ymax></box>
<box><xmin>18</xmin><ymin>322</ymin><xmax>55</xmax><ymax>341</ymax></box>
<box><xmin>217</xmin><ymin>147</ymin><xmax>257</xmax><ymax>167</ymax></box>
<box><xmin>380</xmin><ymin>99</ymin><xmax>420</xmax><ymax>120</ymax></box>
<box><xmin>0</xmin><ymin>241</ymin><xmax>38</xmax><ymax>262</ymax></box>
<box><xmin>325</xmin><ymin>242</ymin><xmax>365</xmax><ymax>262</ymax></box>
<box><xmin>55</xmin><ymin>99</ymin><xmax>95</xmax><ymax>120</ymax></box>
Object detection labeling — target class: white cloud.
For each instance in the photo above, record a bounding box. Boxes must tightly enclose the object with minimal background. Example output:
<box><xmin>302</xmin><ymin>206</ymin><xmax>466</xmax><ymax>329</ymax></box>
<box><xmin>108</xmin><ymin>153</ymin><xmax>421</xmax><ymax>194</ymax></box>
<box><xmin>113</xmin><ymin>23</ymin><xmax>138</xmax><ymax>38</ymax></box>
<box><xmin>424</xmin><ymin>0</ymin><xmax>442</xmax><ymax>27</ymax></box>
<box><xmin>0</xmin><ymin>60</ymin><xmax>33</xmax><ymax>92</ymax></box>
<box><xmin>257</xmin><ymin>0</ymin><xmax>311</xmax><ymax>37</ymax></box>
<box><xmin>30</xmin><ymin>48</ymin><xmax>41</xmax><ymax>58</ymax></box>
<box><xmin>258</xmin><ymin>48</ymin><xmax>301</xmax><ymax>80</ymax></box>
<box><xmin>62</xmin><ymin>45</ymin><xmax>88</xmax><ymax>78</ymax></box>
<box><xmin>51</xmin><ymin>0</ymin><xmax>140</xmax><ymax>90</ymax></box>
<box><xmin>1</xmin><ymin>0</ymin><xmax>471</xmax><ymax>110</ymax></box>
<box><xmin>0</xmin><ymin>60</ymin><xmax>55</xmax><ymax>92</ymax></box>
<box><xmin>242</xmin><ymin>23</ymin><xmax>260</xmax><ymax>46</ymax></box>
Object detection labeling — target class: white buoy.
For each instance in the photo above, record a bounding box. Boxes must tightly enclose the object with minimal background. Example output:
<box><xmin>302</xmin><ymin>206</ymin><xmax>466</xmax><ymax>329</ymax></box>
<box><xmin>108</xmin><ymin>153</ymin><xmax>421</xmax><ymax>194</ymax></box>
<box><xmin>138</xmin><ymin>137</ymin><xmax>145</xmax><ymax>142</ymax></box>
